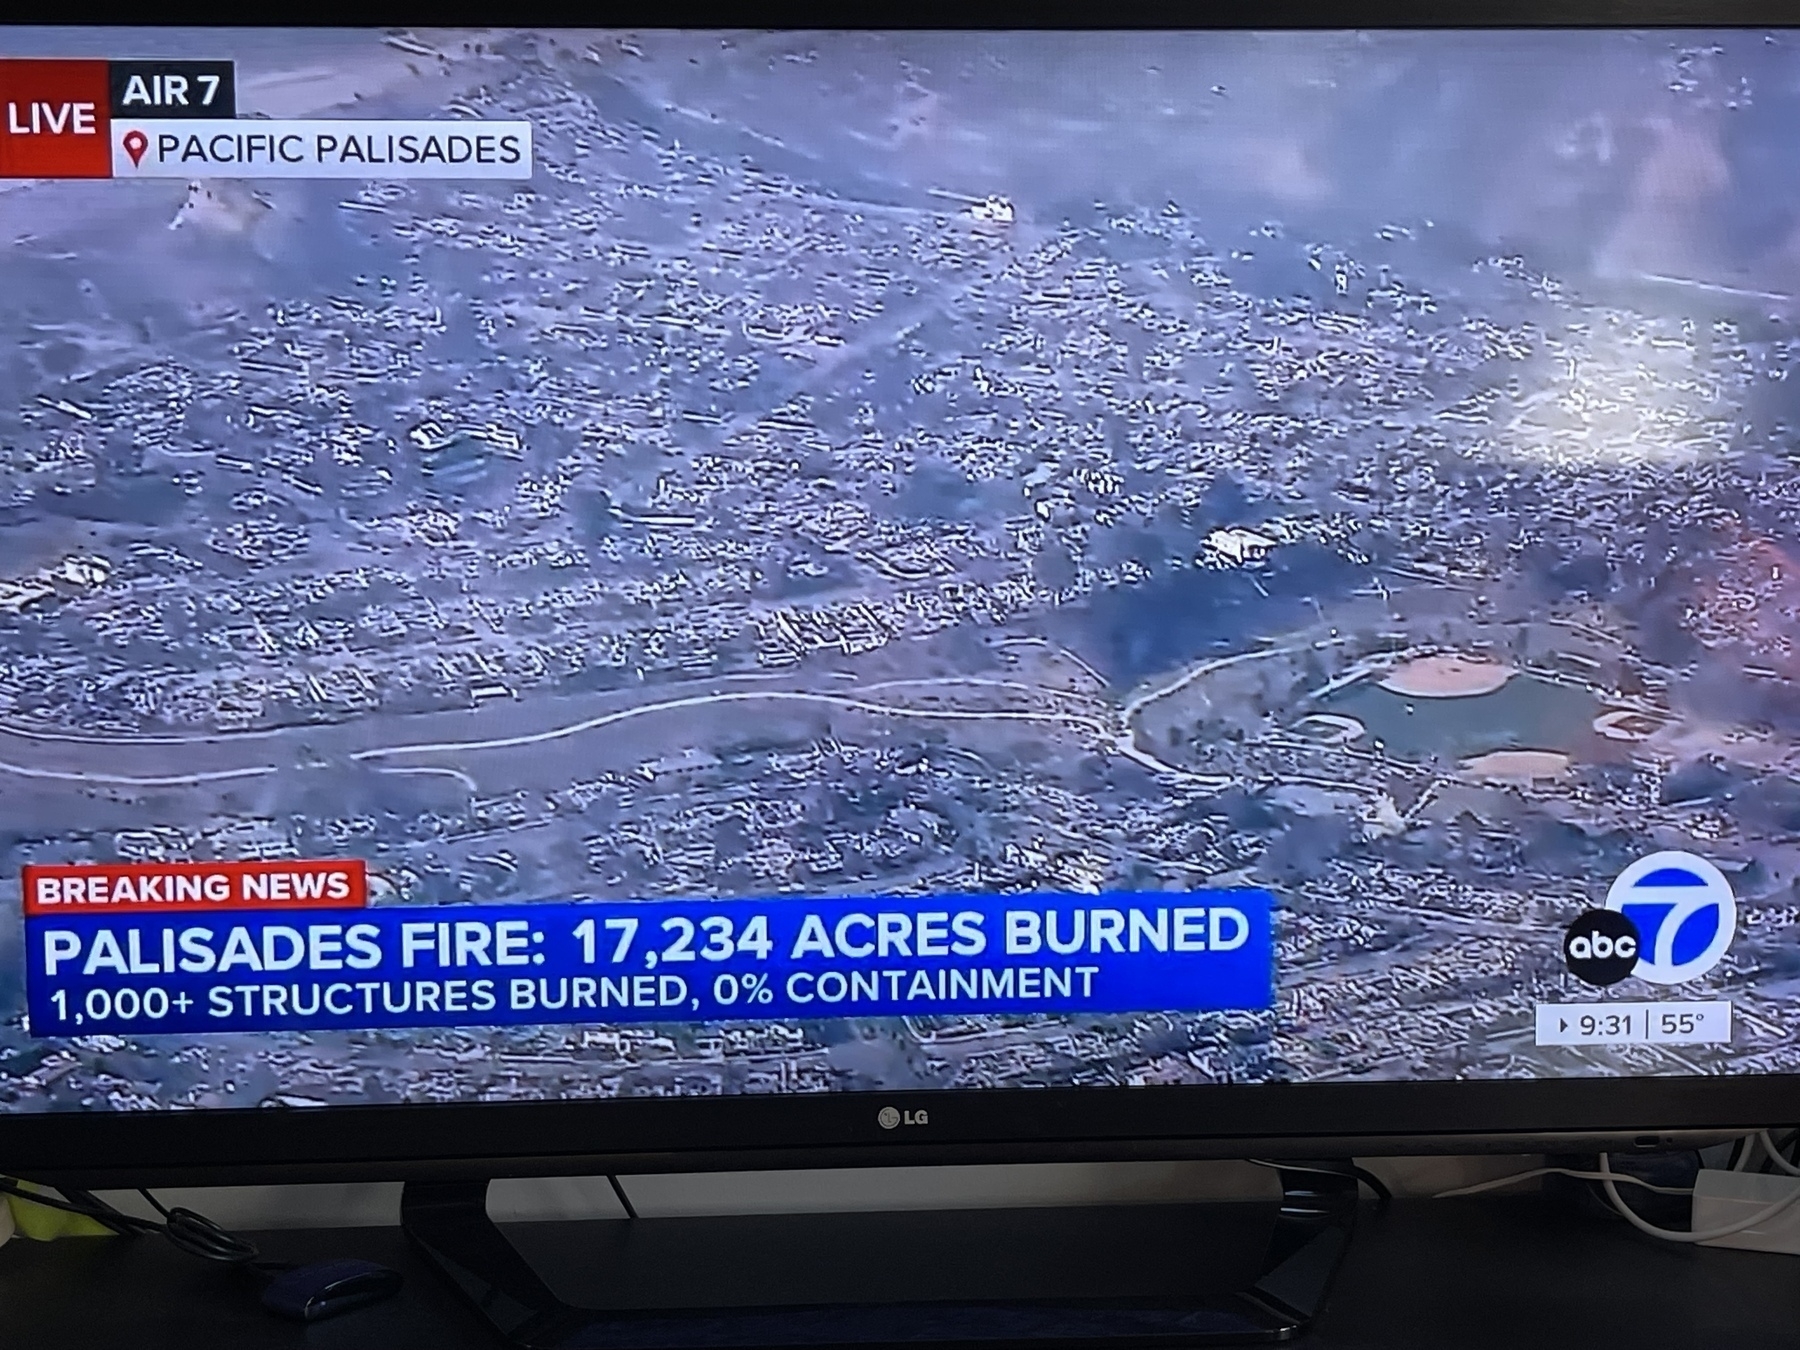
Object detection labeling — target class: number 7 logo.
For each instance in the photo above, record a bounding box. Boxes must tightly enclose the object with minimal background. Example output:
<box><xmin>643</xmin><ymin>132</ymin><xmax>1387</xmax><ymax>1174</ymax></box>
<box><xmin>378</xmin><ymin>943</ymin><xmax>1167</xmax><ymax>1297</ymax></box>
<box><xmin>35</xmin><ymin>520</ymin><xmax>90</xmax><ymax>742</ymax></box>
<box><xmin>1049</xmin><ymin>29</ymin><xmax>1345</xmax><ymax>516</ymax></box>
<box><xmin>1605</xmin><ymin>852</ymin><xmax>1736</xmax><ymax>985</ymax></box>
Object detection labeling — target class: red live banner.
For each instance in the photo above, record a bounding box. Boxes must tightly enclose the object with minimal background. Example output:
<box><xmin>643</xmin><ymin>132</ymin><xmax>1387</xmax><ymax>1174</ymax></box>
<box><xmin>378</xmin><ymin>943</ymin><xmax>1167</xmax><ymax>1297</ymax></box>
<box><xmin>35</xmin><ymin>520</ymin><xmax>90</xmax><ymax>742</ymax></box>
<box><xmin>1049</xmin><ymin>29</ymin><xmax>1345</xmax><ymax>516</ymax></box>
<box><xmin>0</xmin><ymin>59</ymin><xmax>111</xmax><ymax>179</ymax></box>
<box><xmin>0</xmin><ymin>58</ymin><xmax>236</xmax><ymax>179</ymax></box>
<box><xmin>22</xmin><ymin>860</ymin><xmax>368</xmax><ymax>916</ymax></box>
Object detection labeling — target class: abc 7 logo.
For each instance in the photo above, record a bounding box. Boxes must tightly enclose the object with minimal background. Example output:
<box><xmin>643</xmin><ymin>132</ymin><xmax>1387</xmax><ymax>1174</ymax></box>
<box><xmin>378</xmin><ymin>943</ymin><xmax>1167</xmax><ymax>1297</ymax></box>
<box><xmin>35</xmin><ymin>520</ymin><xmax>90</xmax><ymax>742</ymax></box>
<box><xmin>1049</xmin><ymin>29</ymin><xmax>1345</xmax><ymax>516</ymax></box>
<box><xmin>1563</xmin><ymin>910</ymin><xmax>1642</xmax><ymax>987</ymax></box>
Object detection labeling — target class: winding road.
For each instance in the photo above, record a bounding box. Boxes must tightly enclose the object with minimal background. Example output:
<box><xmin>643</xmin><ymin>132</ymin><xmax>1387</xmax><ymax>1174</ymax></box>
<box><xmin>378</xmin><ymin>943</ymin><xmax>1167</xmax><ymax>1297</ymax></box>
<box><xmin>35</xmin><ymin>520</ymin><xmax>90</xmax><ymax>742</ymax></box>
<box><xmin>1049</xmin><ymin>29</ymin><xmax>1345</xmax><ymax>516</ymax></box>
<box><xmin>0</xmin><ymin>674</ymin><xmax>1116</xmax><ymax>793</ymax></box>
<box><xmin>0</xmin><ymin>639</ymin><xmax>1349</xmax><ymax>795</ymax></box>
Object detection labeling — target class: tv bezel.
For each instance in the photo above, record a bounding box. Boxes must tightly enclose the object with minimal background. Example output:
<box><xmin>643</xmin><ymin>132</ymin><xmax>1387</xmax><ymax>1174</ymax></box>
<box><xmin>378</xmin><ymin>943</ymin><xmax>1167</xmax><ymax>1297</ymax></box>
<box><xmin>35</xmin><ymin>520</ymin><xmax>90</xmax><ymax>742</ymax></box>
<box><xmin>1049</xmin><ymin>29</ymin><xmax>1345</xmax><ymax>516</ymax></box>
<box><xmin>0</xmin><ymin>1072</ymin><xmax>1793</xmax><ymax>1186</ymax></box>
<box><xmin>3</xmin><ymin>5</ymin><xmax>1798</xmax><ymax>1185</ymax></box>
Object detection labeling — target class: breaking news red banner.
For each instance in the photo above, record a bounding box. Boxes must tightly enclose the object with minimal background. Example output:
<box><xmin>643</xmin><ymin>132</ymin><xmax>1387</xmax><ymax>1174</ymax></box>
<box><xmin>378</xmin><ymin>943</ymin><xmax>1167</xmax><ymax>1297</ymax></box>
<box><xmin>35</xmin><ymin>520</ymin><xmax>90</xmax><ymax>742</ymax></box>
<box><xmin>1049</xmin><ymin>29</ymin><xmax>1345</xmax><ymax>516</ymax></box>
<box><xmin>22</xmin><ymin>861</ymin><xmax>368</xmax><ymax>916</ymax></box>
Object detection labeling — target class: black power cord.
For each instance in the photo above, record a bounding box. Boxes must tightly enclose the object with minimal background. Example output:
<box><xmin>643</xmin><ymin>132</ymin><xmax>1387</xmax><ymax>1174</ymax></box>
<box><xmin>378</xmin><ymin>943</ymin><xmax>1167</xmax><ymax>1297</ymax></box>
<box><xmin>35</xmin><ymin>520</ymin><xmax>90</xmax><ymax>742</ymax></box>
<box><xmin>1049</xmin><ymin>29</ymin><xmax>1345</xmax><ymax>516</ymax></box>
<box><xmin>0</xmin><ymin>1178</ymin><xmax>274</xmax><ymax>1269</ymax></box>
<box><xmin>137</xmin><ymin>1188</ymin><xmax>264</xmax><ymax>1265</ymax></box>
<box><xmin>1768</xmin><ymin>1129</ymin><xmax>1799</xmax><ymax>1172</ymax></box>
<box><xmin>606</xmin><ymin>1174</ymin><xmax>640</xmax><ymax>1220</ymax></box>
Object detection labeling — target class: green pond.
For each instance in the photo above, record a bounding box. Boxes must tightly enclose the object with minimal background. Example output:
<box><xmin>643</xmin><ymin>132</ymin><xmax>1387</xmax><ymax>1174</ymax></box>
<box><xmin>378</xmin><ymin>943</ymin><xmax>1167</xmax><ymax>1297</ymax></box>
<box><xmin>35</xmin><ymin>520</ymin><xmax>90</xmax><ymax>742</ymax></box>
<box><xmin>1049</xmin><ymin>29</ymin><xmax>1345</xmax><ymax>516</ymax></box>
<box><xmin>1320</xmin><ymin>674</ymin><xmax>1599</xmax><ymax>762</ymax></box>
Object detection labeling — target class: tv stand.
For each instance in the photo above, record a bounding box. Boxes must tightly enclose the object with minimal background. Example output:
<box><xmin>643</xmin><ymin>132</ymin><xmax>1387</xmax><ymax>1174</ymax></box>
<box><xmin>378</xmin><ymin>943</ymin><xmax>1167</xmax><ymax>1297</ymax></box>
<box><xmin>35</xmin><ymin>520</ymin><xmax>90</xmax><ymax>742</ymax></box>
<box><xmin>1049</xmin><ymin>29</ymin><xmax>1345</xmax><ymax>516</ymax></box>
<box><xmin>400</xmin><ymin>1165</ymin><xmax>1359</xmax><ymax>1348</ymax></box>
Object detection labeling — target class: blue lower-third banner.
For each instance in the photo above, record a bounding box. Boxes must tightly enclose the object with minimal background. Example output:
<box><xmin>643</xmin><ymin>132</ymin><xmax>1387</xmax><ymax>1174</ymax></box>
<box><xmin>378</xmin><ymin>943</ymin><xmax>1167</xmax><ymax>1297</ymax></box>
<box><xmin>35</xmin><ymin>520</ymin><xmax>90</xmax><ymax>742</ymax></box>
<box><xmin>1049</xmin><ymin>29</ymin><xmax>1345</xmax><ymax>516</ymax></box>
<box><xmin>23</xmin><ymin>890</ymin><xmax>1274</xmax><ymax>1036</ymax></box>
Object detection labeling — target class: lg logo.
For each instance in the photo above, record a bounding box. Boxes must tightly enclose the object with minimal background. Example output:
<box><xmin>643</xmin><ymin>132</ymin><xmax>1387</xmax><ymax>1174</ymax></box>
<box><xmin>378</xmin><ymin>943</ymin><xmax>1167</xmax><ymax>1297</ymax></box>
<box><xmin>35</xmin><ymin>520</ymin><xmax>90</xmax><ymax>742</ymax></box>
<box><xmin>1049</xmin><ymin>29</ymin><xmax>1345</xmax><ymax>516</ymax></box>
<box><xmin>877</xmin><ymin>1106</ymin><xmax>928</xmax><ymax>1130</ymax></box>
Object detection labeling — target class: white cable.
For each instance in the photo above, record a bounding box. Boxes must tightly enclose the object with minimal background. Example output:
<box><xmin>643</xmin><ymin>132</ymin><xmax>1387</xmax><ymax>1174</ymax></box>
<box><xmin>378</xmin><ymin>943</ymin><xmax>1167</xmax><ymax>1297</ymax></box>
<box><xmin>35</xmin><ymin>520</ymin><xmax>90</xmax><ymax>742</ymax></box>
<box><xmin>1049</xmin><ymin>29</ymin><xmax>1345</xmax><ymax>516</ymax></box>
<box><xmin>1759</xmin><ymin>1131</ymin><xmax>1800</xmax><ymax>1178</ymax></box>
<box><xmin>1434</xmin><ymin>1134</ymin><xmax>1763</xmax><ymax>1197</ymax></box>
<box><xmin>1598</xmin><ymin>1153</ymin><xmax>1800</xmax><ymax>1244</ymax></box>
<box><xmin>1434</xmin><ymin>1167</ymin><xmax>1694</xmax><ymax>1199</ymax></box>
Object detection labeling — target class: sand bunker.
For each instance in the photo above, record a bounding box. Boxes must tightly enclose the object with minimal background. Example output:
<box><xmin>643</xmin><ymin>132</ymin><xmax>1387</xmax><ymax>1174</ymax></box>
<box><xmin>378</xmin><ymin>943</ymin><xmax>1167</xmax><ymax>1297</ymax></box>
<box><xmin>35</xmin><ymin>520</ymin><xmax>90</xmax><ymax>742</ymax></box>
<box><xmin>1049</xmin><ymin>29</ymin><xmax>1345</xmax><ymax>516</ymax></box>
<box><xmin>1462</xmin><ymin>749</ymin><xmax>1570</xmax><ymax>782</ymax></box>
<box><xmin>1594</xmin><ymin>709</ymin><xmax>1663</xmax><ymax>742</ymax></box>
<box><xmin>1378</xmin><ymin>655</ymin><xmax>1515</xmax><ymax>698</ymax></box>
<box><xmin>1293</xmin><ymin>713</ymin><xmax>1366</xmax><ymax>745</ymax></box>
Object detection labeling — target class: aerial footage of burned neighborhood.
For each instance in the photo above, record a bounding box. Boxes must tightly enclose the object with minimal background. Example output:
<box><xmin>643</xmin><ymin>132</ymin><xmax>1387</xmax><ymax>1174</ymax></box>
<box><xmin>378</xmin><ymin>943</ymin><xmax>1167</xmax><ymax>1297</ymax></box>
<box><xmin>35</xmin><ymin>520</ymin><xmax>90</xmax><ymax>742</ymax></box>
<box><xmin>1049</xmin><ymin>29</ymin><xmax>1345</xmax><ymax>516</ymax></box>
<box><xmin>1</xmin><ymin>28</ymin><xmax>1799</xmax><ymax>1112</ymax></box>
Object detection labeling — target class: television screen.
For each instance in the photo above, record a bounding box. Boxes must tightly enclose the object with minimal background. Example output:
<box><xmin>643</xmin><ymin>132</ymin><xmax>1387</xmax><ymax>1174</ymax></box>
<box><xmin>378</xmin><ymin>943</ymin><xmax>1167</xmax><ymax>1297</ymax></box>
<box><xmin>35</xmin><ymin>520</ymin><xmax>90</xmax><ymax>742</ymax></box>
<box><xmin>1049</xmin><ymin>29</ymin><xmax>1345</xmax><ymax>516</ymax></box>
<box><xmin>1</xmin><ymin>25</ymin><xmax>1795</xmax><ymax>1119</ymax></box>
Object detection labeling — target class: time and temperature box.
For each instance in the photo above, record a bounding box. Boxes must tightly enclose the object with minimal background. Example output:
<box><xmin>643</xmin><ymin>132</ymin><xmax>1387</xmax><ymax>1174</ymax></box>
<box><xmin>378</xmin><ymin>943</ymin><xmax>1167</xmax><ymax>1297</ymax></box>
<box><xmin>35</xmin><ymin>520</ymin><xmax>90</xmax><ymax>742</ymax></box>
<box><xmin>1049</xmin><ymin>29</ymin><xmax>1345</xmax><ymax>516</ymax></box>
<box><xmin>1536</xmin><ymin>1001</ymin><xmax>1732</xmax><ymax>1046</ymax></box>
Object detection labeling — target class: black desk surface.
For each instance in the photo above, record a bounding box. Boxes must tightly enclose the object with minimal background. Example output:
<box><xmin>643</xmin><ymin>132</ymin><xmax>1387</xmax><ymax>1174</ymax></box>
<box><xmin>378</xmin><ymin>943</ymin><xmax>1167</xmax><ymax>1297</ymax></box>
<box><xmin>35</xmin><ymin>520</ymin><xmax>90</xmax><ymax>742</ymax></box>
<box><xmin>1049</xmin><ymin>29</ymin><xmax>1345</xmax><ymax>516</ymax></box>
<box><xmin>1</xmin><ymin>1195</ymin><xmax>1794</xmax><ymax>1349</ymax></box>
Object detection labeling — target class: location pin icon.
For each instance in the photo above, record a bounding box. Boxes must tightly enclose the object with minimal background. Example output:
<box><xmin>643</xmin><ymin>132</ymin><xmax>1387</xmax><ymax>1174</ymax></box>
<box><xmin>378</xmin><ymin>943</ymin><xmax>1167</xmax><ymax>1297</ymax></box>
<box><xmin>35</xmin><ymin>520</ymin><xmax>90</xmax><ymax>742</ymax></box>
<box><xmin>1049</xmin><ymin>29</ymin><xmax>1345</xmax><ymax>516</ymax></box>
<box><xmin>123</xmin><ymin>130</ymin><xmax>148</xmax><ymax>167</ymax></box>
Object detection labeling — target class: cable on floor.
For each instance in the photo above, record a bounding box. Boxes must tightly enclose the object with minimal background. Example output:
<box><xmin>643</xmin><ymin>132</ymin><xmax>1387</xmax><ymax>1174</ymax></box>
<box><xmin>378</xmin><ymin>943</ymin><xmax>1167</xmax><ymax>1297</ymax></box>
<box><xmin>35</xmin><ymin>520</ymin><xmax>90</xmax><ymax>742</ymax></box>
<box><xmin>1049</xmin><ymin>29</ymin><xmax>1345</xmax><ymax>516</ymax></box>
<box><xmin>0</xmin><ymin>1178</ymin><xmax>268</xmax><ymax>1267</ymax></box>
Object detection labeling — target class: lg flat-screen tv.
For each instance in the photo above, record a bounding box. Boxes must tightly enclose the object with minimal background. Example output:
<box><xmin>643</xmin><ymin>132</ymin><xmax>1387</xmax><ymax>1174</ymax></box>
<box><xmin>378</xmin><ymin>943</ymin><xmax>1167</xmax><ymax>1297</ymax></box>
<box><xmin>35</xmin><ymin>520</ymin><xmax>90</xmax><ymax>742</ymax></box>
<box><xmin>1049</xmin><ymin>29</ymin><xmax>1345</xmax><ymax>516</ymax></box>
<box><xmin>0</xmin><ymin>17</ymin><xmax>1795</xmax><ymax>1189</ymax></box>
